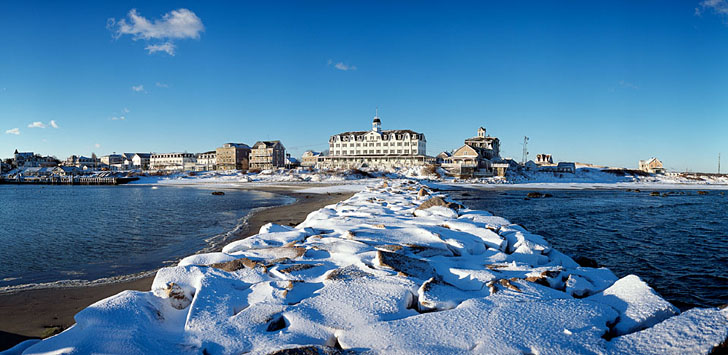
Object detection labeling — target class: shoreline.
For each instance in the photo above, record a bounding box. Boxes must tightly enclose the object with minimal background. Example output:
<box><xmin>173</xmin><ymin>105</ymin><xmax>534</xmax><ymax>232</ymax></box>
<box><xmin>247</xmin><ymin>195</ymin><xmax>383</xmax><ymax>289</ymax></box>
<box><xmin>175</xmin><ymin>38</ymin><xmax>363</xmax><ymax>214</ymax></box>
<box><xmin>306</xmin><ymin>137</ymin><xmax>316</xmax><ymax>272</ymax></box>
<box><xmin>0</xmin><ymin>185</ymin><xmax>355</xmax><ymax>351</ymax></box>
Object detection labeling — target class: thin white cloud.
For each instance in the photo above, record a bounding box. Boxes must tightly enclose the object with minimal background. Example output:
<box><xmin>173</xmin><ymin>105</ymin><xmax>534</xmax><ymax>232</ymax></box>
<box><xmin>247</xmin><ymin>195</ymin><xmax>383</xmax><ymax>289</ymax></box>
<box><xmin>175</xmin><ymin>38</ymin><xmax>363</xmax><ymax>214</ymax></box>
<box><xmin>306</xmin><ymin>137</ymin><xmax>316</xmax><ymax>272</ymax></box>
<box><xmin>111</xmin><ymin>116</ymin><xmax>126</xmax><ymax>121</ymax></box>
<box><xmin>28</xmin><ymin>121</ymin><xmax>47</xmax><ymax>128</ymax></box>
<box><xmin>155</xmin><ymin>82</ymin><xmax>169</xmax><ymax>88</ymax></box>
<box><xmin>328</xmin><ymin>59</ymin><xmax>357</xmax><ymax>71</ymax></box>
<box><xmin>696</xmin><ymin>0</ymin><xmax>728</xmax><ymax>17</ymax></box>
<box><xmin>146</xmin><ymin>42</ymin><xmax>175</xmax><ymax>56</ymax></box>
<box><xmin>95</xmin><ymin>143</ymin><xmax>101</xmax><ymax>148</ymax></box>
<box><xmin>108</xmin><ymin>8</ymin><xmax>204</xmax><ymax>56</ymax></box>
<box><xmin>123</xmin><ymin>107</ymin><xmax>130</xmax><ymax>113</ymax></box>
<box><xmin>5</xmin><ymin>128</ymin><xmax>20</xmax><ymax>135</ymax></box>
<box><xmin>131</xmin><ymin>84</ymin><xmax>145</xmax><ymax>92</ymax></box>
<box><xmin>618</xmin><ymin>80</ymin><xmax>639</xmax><ymax>90</ymax></box>
<box><xmin>27</xmin><ymin>120</ymin><xmax>60</xmax><ymax>129</ymax></box>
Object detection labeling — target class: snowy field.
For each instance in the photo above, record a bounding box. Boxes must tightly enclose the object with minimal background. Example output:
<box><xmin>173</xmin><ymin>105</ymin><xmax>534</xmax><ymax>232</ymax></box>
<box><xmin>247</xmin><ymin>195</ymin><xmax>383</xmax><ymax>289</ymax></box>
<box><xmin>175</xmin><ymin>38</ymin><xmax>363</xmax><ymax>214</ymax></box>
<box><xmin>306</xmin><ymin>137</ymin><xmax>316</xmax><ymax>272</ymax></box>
<box><xmin>9</xmin><ymin>180</ymin><xmax>727</xmax><ymax>354</ymax></box>
<box><xmin>129</xmin><ymin>167</ymin><xmax>728</xmax><ymax>191</ymax></box>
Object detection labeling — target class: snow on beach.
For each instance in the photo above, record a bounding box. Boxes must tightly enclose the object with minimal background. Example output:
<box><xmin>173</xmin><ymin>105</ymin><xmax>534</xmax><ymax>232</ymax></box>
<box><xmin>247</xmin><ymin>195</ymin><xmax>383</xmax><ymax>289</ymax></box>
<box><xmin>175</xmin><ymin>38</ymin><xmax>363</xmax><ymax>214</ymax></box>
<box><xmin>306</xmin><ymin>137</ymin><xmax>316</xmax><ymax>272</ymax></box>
<box><xmin>11</xmin><ymin>180</ymin><xmax>728</xmax><ymax>354</ymax></box>
<box><xmin>129</xmin><ymin>166</ymin><xmax>728</xmax><ymax>192</ymax></box>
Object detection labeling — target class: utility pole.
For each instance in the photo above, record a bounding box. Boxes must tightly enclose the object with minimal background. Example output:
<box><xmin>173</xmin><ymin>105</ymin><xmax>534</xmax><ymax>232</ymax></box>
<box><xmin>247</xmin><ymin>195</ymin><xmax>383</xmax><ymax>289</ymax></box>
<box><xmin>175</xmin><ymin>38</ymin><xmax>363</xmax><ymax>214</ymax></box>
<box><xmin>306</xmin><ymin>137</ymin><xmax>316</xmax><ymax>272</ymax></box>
<box><xmin>719</xmin><ymin>153</ymin><xmax>721</xmax><ymax>174</ymax></box>
<box><xmin>521</xmin><ymin>136</ymin><xmax>529</xmax><ymax>165</ymax></box>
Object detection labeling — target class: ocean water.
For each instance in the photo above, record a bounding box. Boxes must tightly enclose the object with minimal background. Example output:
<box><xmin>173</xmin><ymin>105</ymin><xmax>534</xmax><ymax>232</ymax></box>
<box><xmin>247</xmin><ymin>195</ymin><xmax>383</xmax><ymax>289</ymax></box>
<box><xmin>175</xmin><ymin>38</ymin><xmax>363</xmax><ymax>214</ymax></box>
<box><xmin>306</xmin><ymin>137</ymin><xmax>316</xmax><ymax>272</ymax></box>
<box><xmin>0</xmin><ymin>185</ymin><xmax>293</xmax><ymax>289</ymax></box>
<box><xmin>449</xmin><ymin>188</ymin><xmax>728</xmax><ymax>310</ymax></box>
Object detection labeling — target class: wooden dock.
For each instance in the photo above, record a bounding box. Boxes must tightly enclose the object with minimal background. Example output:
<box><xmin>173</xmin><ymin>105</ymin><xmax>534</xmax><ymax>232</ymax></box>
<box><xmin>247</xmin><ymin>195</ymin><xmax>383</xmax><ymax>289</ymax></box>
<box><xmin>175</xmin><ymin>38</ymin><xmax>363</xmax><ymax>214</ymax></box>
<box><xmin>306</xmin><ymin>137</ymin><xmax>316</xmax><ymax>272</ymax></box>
<box><xmin>0</xmin><ymin>176</ymin><xmax>139</xmax><ymax>185</ymax></box>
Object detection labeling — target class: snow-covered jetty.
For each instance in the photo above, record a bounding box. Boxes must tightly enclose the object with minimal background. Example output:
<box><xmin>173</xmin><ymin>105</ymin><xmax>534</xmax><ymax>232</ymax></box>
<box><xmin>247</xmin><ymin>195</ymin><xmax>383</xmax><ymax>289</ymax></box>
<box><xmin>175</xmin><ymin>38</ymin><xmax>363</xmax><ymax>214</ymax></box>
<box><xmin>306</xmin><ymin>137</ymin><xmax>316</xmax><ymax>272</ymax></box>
<box><xmin>14</xmin><ymin>180</ymin><xmax>728</xmax><ymax>354</ymax></box>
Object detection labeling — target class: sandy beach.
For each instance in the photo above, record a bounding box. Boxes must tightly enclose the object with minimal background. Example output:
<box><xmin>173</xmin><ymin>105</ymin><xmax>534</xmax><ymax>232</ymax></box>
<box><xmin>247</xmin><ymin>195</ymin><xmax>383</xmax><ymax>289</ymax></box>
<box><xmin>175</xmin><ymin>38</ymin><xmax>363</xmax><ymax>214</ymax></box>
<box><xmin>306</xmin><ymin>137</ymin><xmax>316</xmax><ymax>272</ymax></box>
<box><xmin>0</xmin><ymin>186</ymin><xmax>355</xmax><ymax>351</ymax></box>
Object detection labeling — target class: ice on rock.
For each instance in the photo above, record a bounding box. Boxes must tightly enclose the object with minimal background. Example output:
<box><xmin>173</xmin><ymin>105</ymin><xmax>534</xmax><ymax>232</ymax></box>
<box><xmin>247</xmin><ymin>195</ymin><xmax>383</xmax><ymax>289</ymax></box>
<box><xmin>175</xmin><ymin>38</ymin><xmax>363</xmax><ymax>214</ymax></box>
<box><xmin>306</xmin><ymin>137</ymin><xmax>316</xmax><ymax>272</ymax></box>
<box><xmin>417</xmin><ymin>277</ymin><xmax>472</xmax><ymax>311</ymax></box>
<box><xmin>222</xmin><ymin>226</ymin><xmax>310</xmax><ymax>254</ymax></box>
<box><xmin>21</xmin><ymin>179</ymin><xmax>727</xmax><ymax>355</ymax></box>
<box><xmin>22</xmin><ymin>291</ymin><xmax>184</xmax><ymax>355</ymax></box>
<box><xmin>442</xmin><ymin>220</ymin><xmax>507</xmax><ymax>251</ymax></box>
<box><xmin>290</xmin><ymin>276</ymin><xmax>418</xmax><ymax>330</ymax></box>
<box><xmin>608</xmin><ymin>307</ymin><xmax>728</xmax><ymax>354</ymax></box>
<box><xmin>338</xmin><ymin>298</ymin><xmax>618</xmax><ymax>354</ymax></box>
<box><xmin>566</xmin><ymin>274</ymin><xmax>596</xmax><ymax>298</ymax></box>
<box><xmin>587</xmin><ymin>274</ymin><xmax>680</xmax><ymax>336</ymax></box>
<box><xmin>260</xmin><ymin>223</ymin><xmax>297</xmax><ymax>233</ymax></box>
<box><xmin>570</xmin><ymin>267</ymin><xmax>619</xmax><ymax>295</ymax></box>
<box><xmin>178</xmin><ymin>252</ymin><xmax>238</xmax><ymax>267</ymax></box>
<box><xmin>544</xmin><ymin>248</ymin><xmax>581</xmax><ymax>268</ymax></box>
<box><xmin>440</xmin><ymin>267</ymin><xmax>497</xmax><ymax>291</ymax></box>
<box><xmin>413</xmin><ymin>205</ymin><xmax>459</xmax><ymax>218</ymax></box>
<box><xmin>375</xmin><ymin>250</ymin><xmax>437</xmax><ymax>280</ymax></box>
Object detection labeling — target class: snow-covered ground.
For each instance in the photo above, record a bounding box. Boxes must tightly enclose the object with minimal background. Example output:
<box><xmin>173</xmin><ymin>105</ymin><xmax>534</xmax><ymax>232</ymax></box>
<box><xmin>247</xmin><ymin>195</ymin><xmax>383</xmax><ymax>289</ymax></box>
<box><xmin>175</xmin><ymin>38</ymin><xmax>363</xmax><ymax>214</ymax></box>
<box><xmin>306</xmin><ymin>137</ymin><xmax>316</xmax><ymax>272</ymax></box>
<box><xmin>10</xmin><ymin>180</ymin><xmax>727</xmax><ymax>354</ymax></box>
<box><xmin>128</xmin><ymin>167</ymin><xmax>728</xmax><ymax>191</ymax></box>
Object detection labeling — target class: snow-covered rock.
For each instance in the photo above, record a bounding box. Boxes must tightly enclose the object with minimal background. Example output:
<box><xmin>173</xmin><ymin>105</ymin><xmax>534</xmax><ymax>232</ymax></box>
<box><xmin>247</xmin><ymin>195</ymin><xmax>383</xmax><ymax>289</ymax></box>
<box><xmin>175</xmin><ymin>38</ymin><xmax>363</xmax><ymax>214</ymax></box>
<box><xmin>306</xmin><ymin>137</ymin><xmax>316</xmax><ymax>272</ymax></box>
<box><xmin>587</xmin><ymin>274</ymin><xmax>680</xmax><ymax>336</ymax></box>
<box><xmin>609</xmin><ymin>307</ymin><xmax>728</xmax><ymax>354</ymax></box>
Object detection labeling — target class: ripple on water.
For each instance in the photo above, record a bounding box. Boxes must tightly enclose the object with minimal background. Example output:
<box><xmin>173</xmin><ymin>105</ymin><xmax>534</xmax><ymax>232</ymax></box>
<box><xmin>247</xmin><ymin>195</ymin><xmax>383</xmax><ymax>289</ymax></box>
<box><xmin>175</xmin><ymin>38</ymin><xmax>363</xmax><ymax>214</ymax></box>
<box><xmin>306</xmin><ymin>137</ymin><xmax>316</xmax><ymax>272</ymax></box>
<box><xmin>0</xmin><ymin>185</ymin><xmax>293</xmax><ymax>288</ymax></box>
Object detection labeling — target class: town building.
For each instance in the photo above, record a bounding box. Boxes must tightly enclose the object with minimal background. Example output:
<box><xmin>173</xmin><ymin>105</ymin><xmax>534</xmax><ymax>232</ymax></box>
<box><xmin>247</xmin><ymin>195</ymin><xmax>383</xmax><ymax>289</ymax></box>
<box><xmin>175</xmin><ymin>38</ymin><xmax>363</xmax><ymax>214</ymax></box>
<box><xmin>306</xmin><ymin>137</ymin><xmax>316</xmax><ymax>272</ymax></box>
<box><xmin>556</xmin><ymin>162</ymin><xmax>576</xmax><ymax>173</ymax></box>
<box><xmin>13</xmin><ymin>150</ymin><xmax>59</xmax><ymax>168</ymax></box>
<box><xmin>300</xmin><ymin>151</ymin><xmax>323</xmax><ymax>168</ymax></box>
<box><xmin>250</xmin><ymin>141</ymin><xmax>286</xmax><ymax>170</ymax></box>
<box><xmin>131</xmin><ymin>153</ymin><xmax>151</xmax><ymax>170</ymax></box>
<box><xmin>64</xmin><ymin>155</ymin><xmax>100</xmax><ymax>169</ymax></box>
<box><xmin>53</xmin><ymin>166</ymin><xmax>81</xmax><ymax>176</ymax></box>
<box><xmin>319</xmin><ymin>114</ymin><xmax>431</xmax><ymax>169</ymax></box>
<box><xmin>639</xmin><ymin>157</ymin><xmax>665</xmax><ymax>174</ymax></box>
<box><xmin>441</xmin><ymin>127</ymin><xmax>508</xmax><ymax>178</ymax></box>
<box><xmin>285</xmin><ymin>155</ymin><xmax>300</xmax><ymax>169</ymax></box>
<box><xmin>13</xmin><ymin>149</ymin><xmax>34</xmax><ymax>167</ymax></box>
<box><xmin>463</xmin><ymin>127</ymin><xmax>500</xmax><ymax>160</ymax></box>
<box><xmin>435</xmin><ymin>151</ymin><xmax>452</xmax><ymax>165</ymax></box>
<box><xmin>535</xmin><ymin>154</ymin><xmax>554</xmax><ymax>165</ymax></box>
<box><xmin>196</xmin><ymin>151</ymin><xmax>217</xmax><ymax>171</ymax></box>
<box><xmin>150</xmin><ymin>153</ymin><xmax>196</xmax><ymax>171</ymax></box>
<box><xmin>100</xmin><ymin>154</ymin><xmax>123</xmax><ymax>170</ymax></box>
<box><xmin>215</xmin><ymin>143</ymin><xmax>250</xmax><ymax>171</ymax></box>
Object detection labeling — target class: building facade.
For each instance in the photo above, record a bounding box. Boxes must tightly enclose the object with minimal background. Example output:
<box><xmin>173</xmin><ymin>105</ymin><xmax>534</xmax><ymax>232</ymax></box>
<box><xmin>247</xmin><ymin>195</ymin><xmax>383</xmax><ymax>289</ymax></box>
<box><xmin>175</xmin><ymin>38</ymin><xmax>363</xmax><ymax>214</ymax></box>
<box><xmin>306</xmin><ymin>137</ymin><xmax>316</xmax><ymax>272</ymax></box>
<box><xmin>556</xmin><ymin>162</ymin><xmax>576</xmax><ymax>173</ymax></box>
<box><xmin>64</xmin><ymin>155</ymin><xmax>100</xmax><ymax>169</ymax></box>
<box><xmin>100</xmin><ymin>154</ymin><xmax>123</xmax><ymax>170</ymax></box>
<box><xmin>250</xmin><ymin>141</ymin><xmax>286</xmax><ymax>170</ymax></box>
<box><xmin>13</xmin><ymin>150</ymin><xmax>59</xmax><ymax>168</ymax></box>
<box><xmin>535</xmin><ymin>154</ymin><xmax>554</xmax><ymax>165</ymax></box>
<box><xmin>639</xmin><ymin>157</ymin><xmax>665</xmax><ymax>174</ymax></box>
<box><xmin>150</xmin><ymin>153</ymin><xmax>196</xmax><ymax>171</ymax></box>
<box><xmin>320</xmin><ymin>114</ymin><xmax>430</xmax><ymax>169</ymax></box>
<box><xmin>300</xmin><ymin>151</ymin><xmax>322</xmax><ymax>168</ymax></box>
<box><xmin>196</xmin><ymin>151</ymin><xmax>217</xmax><ymax>171</ymax></box>
<box><xmin>131</xmin><ymin>153</ymin><xmax>151</xmax><ymax>170</ymax></box>
<box><xmin>215</xmin><ymin>143</ymin><xmax>250</xmax><ymax>171</ymax></box>
<box><xmin>441</xmin><ymin>127</ymin><xmax>508</xmax><ymax>178</ymax></box>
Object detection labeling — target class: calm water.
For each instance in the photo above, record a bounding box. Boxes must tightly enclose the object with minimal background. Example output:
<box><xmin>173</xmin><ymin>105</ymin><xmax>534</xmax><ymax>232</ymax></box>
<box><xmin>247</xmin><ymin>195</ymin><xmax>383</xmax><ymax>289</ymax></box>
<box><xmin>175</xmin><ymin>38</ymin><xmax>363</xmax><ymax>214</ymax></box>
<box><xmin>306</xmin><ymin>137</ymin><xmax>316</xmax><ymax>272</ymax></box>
<box><xmin>449</xmin><ymin>188</ymin><xmax>728</xmax><ymax>310</ymax></box>
<box><xmin>0</xmin><ymin>185</ymin><xmax>292</xmax><ymax>288</ymax></box>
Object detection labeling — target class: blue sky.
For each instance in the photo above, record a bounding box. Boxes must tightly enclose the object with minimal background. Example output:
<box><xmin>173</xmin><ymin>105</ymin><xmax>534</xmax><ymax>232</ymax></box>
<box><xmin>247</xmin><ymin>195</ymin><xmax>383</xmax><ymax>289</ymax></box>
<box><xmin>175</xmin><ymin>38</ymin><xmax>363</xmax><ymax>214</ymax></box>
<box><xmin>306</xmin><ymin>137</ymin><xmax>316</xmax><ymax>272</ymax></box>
<box><xmin>1</xmin><ymin>1</ymin><xmax>727</xmax><ymax>172</ymax></box>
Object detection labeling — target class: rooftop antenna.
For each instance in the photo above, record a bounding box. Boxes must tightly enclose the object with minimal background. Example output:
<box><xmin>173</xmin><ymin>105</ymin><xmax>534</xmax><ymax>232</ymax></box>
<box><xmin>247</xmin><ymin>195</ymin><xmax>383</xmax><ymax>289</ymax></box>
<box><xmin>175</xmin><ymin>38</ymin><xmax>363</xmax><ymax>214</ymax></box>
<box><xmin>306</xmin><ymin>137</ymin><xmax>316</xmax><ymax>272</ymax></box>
<box><xmin>521</xmin><ymin>136</ymin><xmax>529</xmax><ymax>165</ymax></box>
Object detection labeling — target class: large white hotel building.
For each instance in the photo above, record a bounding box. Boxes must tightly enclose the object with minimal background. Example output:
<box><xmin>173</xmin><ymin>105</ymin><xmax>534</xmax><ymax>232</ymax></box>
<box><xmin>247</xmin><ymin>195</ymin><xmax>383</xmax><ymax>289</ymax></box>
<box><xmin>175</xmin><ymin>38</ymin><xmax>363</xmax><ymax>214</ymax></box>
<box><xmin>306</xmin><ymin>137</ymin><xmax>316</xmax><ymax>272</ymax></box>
<box><xmin>319</xmin><ymin>113</ymin><xmax>432</xmax><ymax>169</ymax></box>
